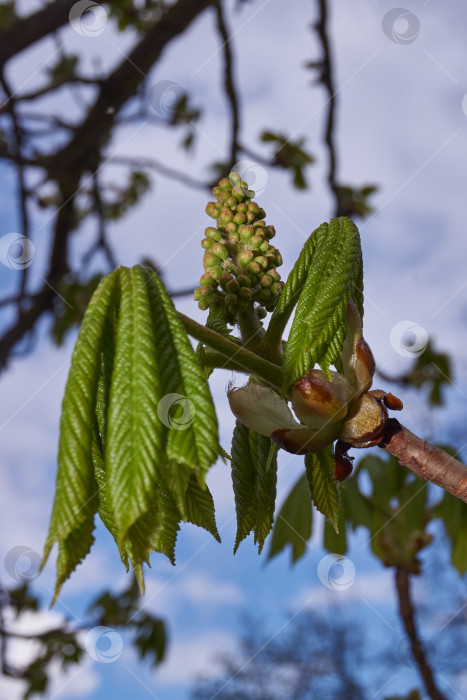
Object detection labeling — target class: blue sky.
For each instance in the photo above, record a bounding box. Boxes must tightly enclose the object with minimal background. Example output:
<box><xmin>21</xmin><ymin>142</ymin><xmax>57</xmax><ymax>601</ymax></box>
<box><xmin>1</xmin><ymin>0</ymin><xmax>467</xmax><ymax>698</ymax></box>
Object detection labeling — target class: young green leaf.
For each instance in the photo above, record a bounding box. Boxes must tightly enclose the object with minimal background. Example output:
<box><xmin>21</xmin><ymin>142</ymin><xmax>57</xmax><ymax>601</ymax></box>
<box><xmin>42</xmin><ymin>270</ymin><xmax>120</xmax><ymax>600</ymax></box>
<box><xmin>305</xmin><ymin>448</ymin><xmax>339</xmax><ymax>532</ymax></box>
<box><xmin>267</xmin><ymin>474</ymin><xmax>313</xmax><ymax>564</ymax></box>
<box><xmin>231</xmin><ymin>421</ymin><xmax>278</xmax><ymax>553</ymax></box>
<box><xmin>143</xmin><ymin>267</ymin><xmax>219</xmax><ymax>481</ymax></box>
<box><xmin>184</xmin><ymin>473</ymin><xmax>221</xmax><ymax>542</ymax></box>
<box><xmin>278</xmin><ymin>217</ymin><xmax>363</xmax><ymax>391</ymax></box>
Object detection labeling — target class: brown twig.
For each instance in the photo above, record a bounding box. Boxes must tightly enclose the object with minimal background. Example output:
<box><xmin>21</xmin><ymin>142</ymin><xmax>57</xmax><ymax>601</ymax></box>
<box><xmin>214</xmin><ymin>0</ymin><xmax>240</xmax><ymax>170</ymax></box>
<box><xmin>314</xmin><ymin>0</ymin><xmax>339</xmax><ymax>215</ymax></box>
<box><xmin>395</xmin><ymin>566</ymin><xmax>448</xmax><ymax>700</ymax></box>
<box><xmin>378</xmin><ymin>419</ymin><xmax>467</xmax><ymax>502</ymax></box>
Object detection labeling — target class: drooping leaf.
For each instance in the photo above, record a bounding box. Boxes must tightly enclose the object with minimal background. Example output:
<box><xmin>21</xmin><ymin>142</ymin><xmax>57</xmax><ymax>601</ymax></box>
<box><xmin>185</xmin><ymin>473</ymin><xmax>221</xmax><ymax>542</ymax></box>
<box><xmin>106</xmin><ymin>267</ymin><xmax>167</xmax><ymax>546</ymax></box>
<box><xmin>267</xmin><ymin>474</ymin><xmax>313</xmax><ymax>564</ymax></box>
<box><xmin>437</xmin><ymin>491</ymin><xmax>467</xmax><ymax>575</ymax></box>
<box><xmin>42</xmin><ymin>270</ymin><xmax>120</xmax><ymax>599</ymax></box>
<box><xmin>305</xmin><ymin>448</ymin><xmax>339</xmax><ymax>532</ymax></box>
<box><xmin>143</xmin><ymin>267</ymin><xmax>219</xmax><ymax>481</ymax></box>
<box><xmin>276</xmin><ymin>217</ymin><xmax>363</xmax><ymax>391</ymax></box>
<box><xmin>231</xmin><ymin>421</ymin><xmax>278</xmax><ymax>553</ymax></box>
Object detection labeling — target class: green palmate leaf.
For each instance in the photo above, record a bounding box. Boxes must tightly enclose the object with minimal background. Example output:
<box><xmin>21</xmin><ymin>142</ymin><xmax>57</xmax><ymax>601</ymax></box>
<box><xmin>231</xmin><ymin>421</ymin><xmax>278</xmax><ymax>554</ymax></box>
<box><xmin>273</xmin><ymin>217</ymin><xmax>362</xmax><ymax>391</ymax></box>
<box><xmin>42</xmin><ymin>270</ymin><xmax>120</xmax><ymax>600</ymax></box>
<box><xmin>305</xmin><ymin>448</ymin><xmax>339</xmax><ymax>532</ymax></box>
<box><xmin>267</xmin><ymin>474</ymin><xmax>313</xmax><ymax>564</ymax></box>
<box><xmin>185</xmin><ymin>473</ymin><xmax>221</xmax><ymax>542</ymax></box>
<box><xmin>143</xmin><ymin>268</ymin><xmax>219</xmax><ymax>480</ymax></box>
<box><xmin>106</xmin><ymin>267</ymin><xmax>167</xmax><ymax>547</ymax></box>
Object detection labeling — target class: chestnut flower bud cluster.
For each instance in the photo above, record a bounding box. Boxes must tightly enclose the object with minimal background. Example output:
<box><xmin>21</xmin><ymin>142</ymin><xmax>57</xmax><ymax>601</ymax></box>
<box><xmin>194</xmin><ymin>172</ymin><xmax>284</xmax><ymax>325</ymax></box>
<box><xmin>228</xmin><ymin>299</ymin><xmax>403</xmax><ymax>481</ymax></box>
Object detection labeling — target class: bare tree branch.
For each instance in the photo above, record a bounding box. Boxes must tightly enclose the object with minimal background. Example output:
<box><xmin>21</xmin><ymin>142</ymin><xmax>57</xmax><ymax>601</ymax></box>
<box><xmin>395</xmin><ymin>566</ymin><xmax>448</xmax><ymax>700</ymax></box>
<box><xmin>0</xmin><ymin>0</ymin><xmax>90</xmax><ymax>66</ymax></box>
<box><xmin>379</xmin><ymin>419</ymin><xmax>467</xmax><ymax>502</ymax></box>
<box><xmin>214</xmin><ymin>0</ymin><xmax>240</xmax><ymax>170</ymax></box>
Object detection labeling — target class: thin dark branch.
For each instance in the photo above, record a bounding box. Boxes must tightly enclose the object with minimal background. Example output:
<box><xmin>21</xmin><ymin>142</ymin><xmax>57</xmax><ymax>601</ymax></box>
<box><xmin>0</xmin><ymin>0</ymin><xmax>215</xmax><ymax>372</ymax></box>
<box><xmin>0</xmin><ymin>77</ymin><xmax>103</xmax><ymax>109</ymax></box>
<box><xmin>214</xmin><ymin>0</ymin><xmax>240</xmax><ymax>169</ymax></box>
<box><xmin>0</xmin><ymin>71</ymin><xmax>31</xmax><ymax>304</ymax></box>
<box><xmin>110</xmin><ymin>155</ymin><xmax>210</xmax><ymax>191</ymax></box>
<box><xmin>314</xmin><ymin>0</ymin><xmax>339</xmax><ymax>215</ymax></box>
<box><xmin>81</xmin><ymin>170</ymin><xmax>118</xmax><ymax>269</ymax></box>
<box><xmin>0</xmin><ymin>0</ymin><xmax>89</xmax><ymax>66</ymax></box>
<box><xmin>395</xmin><ymin>567</ymin><xmax>448</xmax><ymax>700</ymax></box>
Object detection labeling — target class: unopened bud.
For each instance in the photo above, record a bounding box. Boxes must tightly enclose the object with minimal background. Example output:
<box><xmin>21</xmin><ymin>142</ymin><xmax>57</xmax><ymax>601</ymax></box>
<box><xmin>206</xmin><ymin>202</ymin><xmax>221</xmax><ymax>218</ymax></box>
<box><xmin>238</xmin><ymin>250</ymin><xmax>254</xmax><ymax>266</ymax></box>
<box><xmin>292</xmin><ymin>370</ymin><xmax>353</xmax><ymax>429</ymax></box>
<box><xmin>211</xmin><ymin>243</ymin><xmax>228</xmax><ymax>260</ymax></box>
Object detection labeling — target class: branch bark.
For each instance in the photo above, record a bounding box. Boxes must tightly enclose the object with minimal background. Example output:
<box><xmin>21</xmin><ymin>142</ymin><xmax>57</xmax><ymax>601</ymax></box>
<box><xmin>395</xmin><ymin>566</ymin><xmax>448</xmax><ymax>700</ymax></box>
<box><xmin>379</xmin><ymin>419</ymin><xmax>467</xmax><ymax>502</ymax></box>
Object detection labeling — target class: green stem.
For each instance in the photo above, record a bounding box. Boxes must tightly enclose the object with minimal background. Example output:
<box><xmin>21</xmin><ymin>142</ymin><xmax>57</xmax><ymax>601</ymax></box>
<box><xmin>178</xmin><ymin>312</ymin><xmax>283</xmax><ymax>391</ymax></box>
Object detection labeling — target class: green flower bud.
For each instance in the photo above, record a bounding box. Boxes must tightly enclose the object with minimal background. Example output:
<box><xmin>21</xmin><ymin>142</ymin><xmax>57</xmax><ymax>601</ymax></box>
<box><xmin>229</xmin><ymin>232</ymin><xmax>240</xmax><ymax>243</ymax></box>
<box><xmin>229</xmin><ymin>172</ymin><xmax>241</xmax><ymax>185</ymax></box>
<box><xmin>219</xmin><ymin>272</ymin><xmax>234</xmax><ymax>290</ymax></box>
<box><xmin>238</xmin><ymin>224</ymin><xmax>254</xmax><ymax>242</ymax></box>
<box><xmin>225</xmin><ymin>293</ymin><xmax>238</xmax><ymax>307</ymax></box>
<box><xmin>199</xmin><ymin>272</ymin><xmax>216</xmax><ymax>287</ymax></box>
<box><xmin>206</xmin><ymin>202</ymin><xmax>221</xmax><ymax>218</ymax></box>
<box><xmin>259</xmin><ymin>240</ymin><xmax>270</xmax><ymax>252</ymax></box>
<box><xmin>194</xmin><ymin>288</ymin><xmax>202</xmax><ymax>301</ymax></box>
<box><xmin>198</xmin><ymin>298</ymin><xmax>209</xmax><ymax>311</ymax></box>
<box><xmin>203</xmin><ymin>252</ymin><xmax>220</xmax><ymax>269</ymax></box>
<box><xmin>237</xmin><ymin>203</ymin><xmax>248</xmax><ymax>213</ymax></box>
<box><xmin>254</xmin><ymin>256</ymin><xmax>268</xmax><ymax>270</ymax></box>
<box><xmin>253</xmin><ymin>220</ymin><xmax>265</xmax><ymax>228</ymax></box>
<box><xmin>246</xmin><ymin>212</ymin><xmax>255</xmax><ymax>223</ymax></box>
<box><xmin>210</xmin><ymin>266</ymin><xmax>223</xmax><ymax>280</ymax></box>
<box><xmin>219</xmin><ymin>177</ymin><xmax>231</xmax><ymax>190</ymax></box>
<box><xmin>239</xmin><ymin>287</ymin><xmax>253</xmax><ymax>301</ymax></box>
<box><xmin>271</xmin><ymin>282</ymin><xmax>282</xmax><ymax>296</ymax></box>
<box><xmin>226</xmin><ymin>196</ymin><xmax>237</xmax><ymax>208</ymax></box>
<box><xmin>247</xmin><ymin>261</ymin><xmax>261</xmax><ymax>275</ymax></box>
<box><xmin>260</xmin><ymin>274</ymin><xmax>273</xmax><ymax>288</ymax></box>
<box><xmin>205</xmin><ymin>226</ymin><xmax>222</xmax><ymax>241</ymax></box>
<box><xmin>231</xmin><ymin>186</ymin><xmax>244</xmax><ymax>202</ymax></box>
<box><xmin>257</xmin><ymin>288</ymin><xmax>271</xmax><ymax>303</ymax></box>
<box><xmin>257</xmin><ymin>207</ymin><xmax>266</xmax><ymax>219</ymax></box>
<box><xmin>249</xmin><ymin>234</ymin><xmax>263</xmax><ymax>248</ymax></box>
<box><xmin>200</xmin><ymin>285</ymin><xmax>212</xmax><ymax>297</ymax></box>
<box><xmin>248</xmin><ymin>201</ymin><xmax>260</xmax><ymax>215</ymax></box>
<box><xmin>268</xmin><ymin>269</ymin><xmax>280</xmax><ymax>282</ymax></box>
<box><xmin>201</xmin><ymin>238</ymin><xmax>213</xmax><ymax>249</ymax></box>
<box><xmin>219</xmin><ymin>208</ymin><xmax>233</xmax><ymax>225</ymax></box>
<box><xmin>233</xmin><ymin>212</ymin><xmax>246</xmax><ymax>225</ymax></box>
<box><xmin>237</xmin><ymin>274</ymin><xmax>251</xmax><ymax>287</ymax></box>
<box><xmin>207</xmin><ymin>292</ymin><xmax>223</xmax><ymax>308</ymax></box>
<box><xmin>238</xmin><ymin>250</ymin><xmax>254</xmax><ymax>266</ymax></box>
<box><xmin>256</xmin><ymin>306</ymin><xmax>267</xmax><ymax>319</ymax></box>
<box><xmin>275</xmin><ymin>253</ymin><xmax>283</xmax><ymax>266</ymax></box>
<box><xmin>211</xmin><ymin>242</ymin><xmax>228</xmax><ymax>260</ymax></box>
<box><xmin>264</xmin><ymin>225</ymin><xmax>275</xmax><ymax>239</ymax></box>
<box><xmin>219</xmin><ymin>190</ymin><xmax>230</xmax><ymax>203</ymax></box>
<box><xmin>226</xmin><ymin>278</ymin><xmax>240</xmax><ymax>294</ymax></box>
<box><xmin>225</xmin><ymin>222</ymin><xmax>237</xmax><ymax>235</ymax></box>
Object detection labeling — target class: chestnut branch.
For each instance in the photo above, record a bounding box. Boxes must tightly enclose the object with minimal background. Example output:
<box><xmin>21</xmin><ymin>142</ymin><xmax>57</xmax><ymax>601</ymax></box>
<box><xmin>378</xmin><ymin>419</ymin><xmax>467</xmax><ymax>502</ymax></box>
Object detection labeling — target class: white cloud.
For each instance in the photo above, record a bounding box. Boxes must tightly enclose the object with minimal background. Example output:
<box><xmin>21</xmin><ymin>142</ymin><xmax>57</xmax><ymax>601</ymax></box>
<box><xmin>294</xmin><ymin>568</ymin><xmax>396</xmax><ymax>611</ymax></box>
